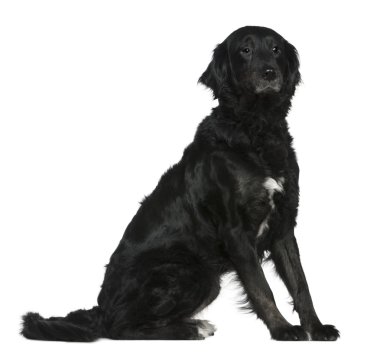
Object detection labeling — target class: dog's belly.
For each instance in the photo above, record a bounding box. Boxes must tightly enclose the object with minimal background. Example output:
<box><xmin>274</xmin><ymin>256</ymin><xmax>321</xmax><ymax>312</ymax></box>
<box><xmin>257</xmin><ymin>177</ymin><xmax>285</xmax><ymax>238</ymax></box>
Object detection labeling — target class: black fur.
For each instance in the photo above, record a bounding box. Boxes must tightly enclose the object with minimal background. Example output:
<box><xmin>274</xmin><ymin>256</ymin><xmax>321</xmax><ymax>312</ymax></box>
<box><xmin>21</xmin><ymin>26</ymin><xmax>339</xmax><ymax>341</ymax></box>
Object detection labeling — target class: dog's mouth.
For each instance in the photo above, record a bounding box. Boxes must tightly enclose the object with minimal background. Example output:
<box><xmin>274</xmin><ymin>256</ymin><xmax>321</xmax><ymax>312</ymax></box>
<box><xmin>254</xmin><ymin>78</ymin><xmax>282</xmax><ymax>94</ymax></box>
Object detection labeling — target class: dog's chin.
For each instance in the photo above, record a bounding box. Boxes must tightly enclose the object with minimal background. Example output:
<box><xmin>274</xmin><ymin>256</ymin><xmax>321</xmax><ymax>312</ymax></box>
<box><xmin>252</xmin><ymin>78</ymin><xmax>282</xmax><ymax>95</ymax></box>
<box><xmin>254</xmin><ymin>84</ymin><xmax>281</xmax><ymax>94</ymax></box>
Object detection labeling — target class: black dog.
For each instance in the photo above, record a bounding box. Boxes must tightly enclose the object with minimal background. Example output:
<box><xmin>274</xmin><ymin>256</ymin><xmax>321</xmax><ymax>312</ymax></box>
<box><xmin>21</xmin><ymin>26</ymin><xmax>339</xmax><ymax>341</ymax></box>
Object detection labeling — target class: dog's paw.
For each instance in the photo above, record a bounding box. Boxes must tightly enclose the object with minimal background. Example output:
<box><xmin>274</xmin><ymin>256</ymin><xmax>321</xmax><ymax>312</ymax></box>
<box><xmin>309</xmin><ymin>324</ymin><xmax>340</xmax><ymax>341</ymax></box>
<box><xmin>271</xmin><ymin>325</ymin><xmax>309</xmax><ymax>341</ymax></box>
<box><xmin>195</xmin><ymin>320</ymin><xmax>216</xmax><ymax>339</ymax></box>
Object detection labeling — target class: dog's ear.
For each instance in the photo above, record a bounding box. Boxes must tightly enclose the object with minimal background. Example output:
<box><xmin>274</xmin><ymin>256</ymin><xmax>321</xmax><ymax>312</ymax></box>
<box><xmin>198</xmin><ymin>42</ymin><xmax>229</xmax><ymax>99</ymax></box>
<box><xmin>284</xmin><ymin>40</ymin><xmax>301</xmax><ymax>90</ymax></box>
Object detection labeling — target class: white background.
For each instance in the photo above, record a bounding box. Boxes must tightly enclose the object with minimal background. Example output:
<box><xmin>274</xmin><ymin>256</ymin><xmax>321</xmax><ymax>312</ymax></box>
<box><xmin>1</xmin><ymin>0</ymin><xmax>379</xmax><ymax>353</ymax></box>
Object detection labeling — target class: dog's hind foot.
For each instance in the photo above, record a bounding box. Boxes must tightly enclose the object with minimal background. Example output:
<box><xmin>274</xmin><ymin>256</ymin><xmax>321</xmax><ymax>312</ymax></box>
<box><xmin>110</xmin><ymin>319</ymin><xmax>216</xmax><ymax>340</ymax></box>
<box><xmin>190</xmin><ymin>319</ymin><xmax>216</xmax><ymax>339</ymax></box>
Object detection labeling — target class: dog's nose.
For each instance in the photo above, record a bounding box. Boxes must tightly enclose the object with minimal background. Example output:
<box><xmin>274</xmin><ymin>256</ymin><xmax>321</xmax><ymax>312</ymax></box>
<box><xmin>262</xmin><ymin>68</ymin><xmax>277</xmax><ymax>81</ymax></box>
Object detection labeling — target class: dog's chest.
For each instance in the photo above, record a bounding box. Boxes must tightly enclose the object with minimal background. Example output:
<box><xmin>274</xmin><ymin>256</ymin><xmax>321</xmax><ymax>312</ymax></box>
<box><xmin>236</xmin><ymin>172</ymin><xmax>285</xmax><ymax>239</ymax></box>
<box><xmin>252</xmin><ymin>129</ymin><xmax>290</xmax><ymax>174</ymax></box>
<box><xmin>257</xmin><ymin>177</ymin><xmax>285</xmax><ymax>238</ymax></box>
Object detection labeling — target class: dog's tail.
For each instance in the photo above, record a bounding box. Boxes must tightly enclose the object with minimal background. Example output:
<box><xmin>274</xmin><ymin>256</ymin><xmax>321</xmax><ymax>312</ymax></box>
<box><xmin>20</xmin><ymin>306</ymin><xmax>104</xmax><ymax>342</ymax></box>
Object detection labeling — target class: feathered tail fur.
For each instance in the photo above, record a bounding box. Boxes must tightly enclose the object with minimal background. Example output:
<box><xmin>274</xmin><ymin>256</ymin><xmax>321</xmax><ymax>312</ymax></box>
<box><xmin>21</xmin><ymin>306</ymin><xmax>103</xmax><ymax>342</ymax></box>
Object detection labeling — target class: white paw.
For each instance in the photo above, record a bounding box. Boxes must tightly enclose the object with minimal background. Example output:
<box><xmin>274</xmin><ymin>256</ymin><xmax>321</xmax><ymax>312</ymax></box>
<box><xmin>197</xmin><ymin>320</ymin><xmax>216</xmax><ymax>339</ymax></box>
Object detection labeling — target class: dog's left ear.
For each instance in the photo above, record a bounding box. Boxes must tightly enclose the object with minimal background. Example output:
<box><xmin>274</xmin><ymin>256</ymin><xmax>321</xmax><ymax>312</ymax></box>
<box><xmin>284</xmin><ymin>40</ymin><xmax>301</xmax><ymax>89</ymax></box>
<box><xmin>198</xmin><ymin>41</ymin><xmax>229</xmax><ymax>99</ymax></box>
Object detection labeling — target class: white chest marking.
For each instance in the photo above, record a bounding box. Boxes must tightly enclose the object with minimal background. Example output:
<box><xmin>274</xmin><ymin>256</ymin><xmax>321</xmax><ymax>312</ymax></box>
<box><xmin>257</xmin><ymin>177</ymin><xmax>285</xmax><ymax>238</ymax></box>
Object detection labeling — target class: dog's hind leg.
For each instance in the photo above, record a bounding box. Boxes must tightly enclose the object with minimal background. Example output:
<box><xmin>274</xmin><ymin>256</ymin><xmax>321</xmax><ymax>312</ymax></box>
<box><xmin>103</xmin><ymin>247</ymin><xmax>220</xmax><ymax>340</ymax></box>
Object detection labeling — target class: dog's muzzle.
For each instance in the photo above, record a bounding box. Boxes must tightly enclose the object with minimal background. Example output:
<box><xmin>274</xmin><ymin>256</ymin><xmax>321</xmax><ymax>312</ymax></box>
<box><xmin>253</xmin><ymin>67</ymin><xmax>283</xmax><ymax>93</ymax></box>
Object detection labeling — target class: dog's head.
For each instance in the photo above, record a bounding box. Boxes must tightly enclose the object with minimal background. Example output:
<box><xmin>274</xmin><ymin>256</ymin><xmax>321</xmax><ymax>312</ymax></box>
<box><xmin>199</xmin><ymin>26</ymin><xmax>300</xmax><ymax>101</ymax></box>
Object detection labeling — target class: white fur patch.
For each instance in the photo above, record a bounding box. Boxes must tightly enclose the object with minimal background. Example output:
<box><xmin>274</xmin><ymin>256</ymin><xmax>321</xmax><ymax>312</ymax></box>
<box><xmin>257</xmin><ymin>177</ymin><xmax>285</xmax><ymax>238</ymax></box>
<box><xmin>197</xmin><ymin>320</ymin><xmax>216</xmax><ymax>339</ymax></box>
<box><xmin>263</xmin><ymin>177</ymin><xmax>284</xmax><ymax>194</ymax></box>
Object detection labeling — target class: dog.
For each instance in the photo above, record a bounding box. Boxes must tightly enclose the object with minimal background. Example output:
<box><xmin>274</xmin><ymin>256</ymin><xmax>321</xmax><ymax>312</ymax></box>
<box><xmin>21</xmin><ymin>26</ymin><xmax>339</xmax><ymax>341</ymax></box>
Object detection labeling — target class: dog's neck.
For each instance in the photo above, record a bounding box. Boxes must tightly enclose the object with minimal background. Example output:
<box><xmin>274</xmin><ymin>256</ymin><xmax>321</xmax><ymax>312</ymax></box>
<box><xmin>195</xmin><ymin>92</ymin><xmax>295</xmax><ymax>156</ymax></box>
<box><xmin>219</xmin><ymin>92</ymin><xmax>292</xmax><ymax>122</ymax></box>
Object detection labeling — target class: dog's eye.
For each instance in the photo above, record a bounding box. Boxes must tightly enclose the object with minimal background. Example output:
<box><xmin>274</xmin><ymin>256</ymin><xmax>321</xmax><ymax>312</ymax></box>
<box><xmin>240</xmin><ymin>47</ymin><xmax>251</xmax><ymax>54</ymax></box>
<box><xmin>272</xmin><ymin>46</ymin><xmax>280</xmax><ymax>54</ymax></box>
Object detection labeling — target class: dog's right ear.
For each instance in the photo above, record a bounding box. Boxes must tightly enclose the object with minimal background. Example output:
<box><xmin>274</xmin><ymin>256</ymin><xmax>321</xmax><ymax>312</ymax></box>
<box><xmin>198</xmin><ymin>42</ymin><xmax>229</xmax><ymax>99</ymax></box>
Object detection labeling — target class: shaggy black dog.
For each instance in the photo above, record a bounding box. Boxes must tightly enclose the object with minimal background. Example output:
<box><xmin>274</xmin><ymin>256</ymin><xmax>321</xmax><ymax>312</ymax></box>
<box><xmin>21</xmin><ymin>26</ymin><xmax>339</xmax><ymax>341</ymax></box>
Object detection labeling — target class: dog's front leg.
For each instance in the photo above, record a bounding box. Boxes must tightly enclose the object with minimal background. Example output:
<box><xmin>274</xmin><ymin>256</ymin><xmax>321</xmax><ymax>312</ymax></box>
<box><xmin>271</xmin><ymin>231</ymin><xmax>340</xmax><ymax>340</ymax></box>
<box><xmin>226</xmin><ymin>232</ymin><xmax>308</xmax><ymax>340</ymax></box>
